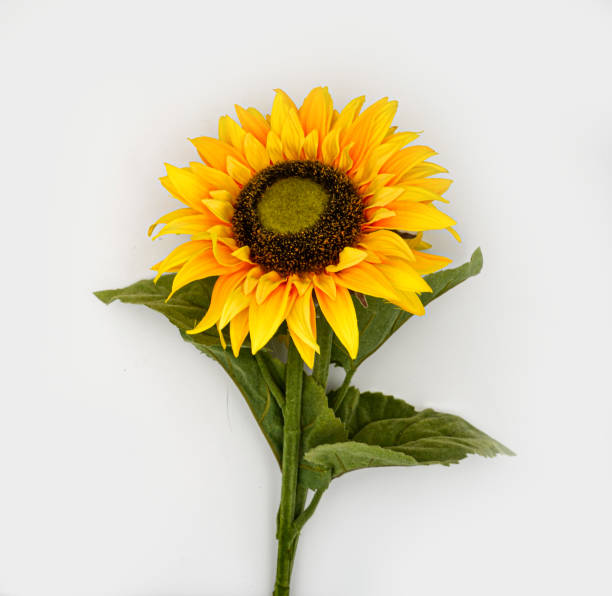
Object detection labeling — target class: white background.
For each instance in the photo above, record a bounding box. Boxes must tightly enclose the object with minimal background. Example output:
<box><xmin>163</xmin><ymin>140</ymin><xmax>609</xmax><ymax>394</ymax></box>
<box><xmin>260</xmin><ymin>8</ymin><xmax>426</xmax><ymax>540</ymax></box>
<box><xmin>1</xmin><ymin>1</ymin><xmax>611</xmax><ymax>595</ymax></box>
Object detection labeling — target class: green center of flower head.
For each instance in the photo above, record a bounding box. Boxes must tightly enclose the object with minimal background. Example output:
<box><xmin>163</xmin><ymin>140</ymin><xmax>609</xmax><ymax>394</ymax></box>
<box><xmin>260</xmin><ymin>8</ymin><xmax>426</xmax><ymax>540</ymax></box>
<box><xmin>232</xmin><ymin>160</ymin><xmax>364</xmax><ymax>276</ymax></box>
<box><xmin>257</xmin><ymin>177</ymin><xmax>329</xmax><ymax>233</ymax></box>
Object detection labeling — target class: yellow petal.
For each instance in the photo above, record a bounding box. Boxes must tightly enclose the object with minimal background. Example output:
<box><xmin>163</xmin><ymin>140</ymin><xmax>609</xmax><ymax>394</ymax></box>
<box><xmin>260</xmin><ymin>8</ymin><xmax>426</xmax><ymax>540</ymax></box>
<box><xmin>365</xmin><ymin>186</ymin><xmax>405</xmax><ymax>208</ymax></box>
<box><xmin>395</xmin><ymin>184</ymin><xmax>449</xmax><ymax>204</ymax></box>
<box><xmin>359</xmin><ymin>230</ymin><xmax>415</xmax><ymax>262</ymax></box>
<box><xmin>281</xmin><ymin>109</ymin><xmax>305</xmax><ymax>160</ymax></box>
<box><xmin>249</xmin><ymin>282</ymin><xmax>292</xmax><ymax>353</ymax></box>
<box><xmin>201</xmin><ymin>198</ymin><xmax>234</xmax><ymax>223</ymax></box>
<box><xmin>235</xmin><ymin>104</ymin><xmax>270</xmax><ymax>146</ymax></box>
<box><xmin>230</xmin><ymin>308</ymin><xmax>250</xmax><ymax>357</ymax></box>
<box><xmin>243</xmin><ymin>133</ymin><xmax>270</xmax><ymax>172</ymax></box>
<box><xmin>288</xmin><ymin>330</ymin><xmax>316</xmax><ymax>370</ymax></box>
<box><xmin>447</xmin><ymin>226</ymin><xmax>462</xmax><ymax>242</ymax></box>
<box><xmin>299</xmin><ymin>87</ymin><xmax>333</xmax><ymax>151</ymax></box>
<box><xmin>402</xmin><ymin>177</ymin><xmax>453</xmax><ymax>195</ymax></box>
<box><xmin>364</xmin><ymin>206</ymin><xmax>396</xmax><ymax>225</ymax></box>
<box><xmin>151</xmin><ymin>213</ymin><xmax>222</xmax><ymax>240</ymax></box>
<box><xmin>255</xmin><ymin>270</ymin><xmax>284</xmax><ymax>304</ymax></box>
<box><xmin>191</xmin><ymin>137</ymin><xmax>245</xmax><ymax>172</ymax></box>
<box><xmin>290</xmin><ymin>275</ymin><xmax>312</xmax><ymax>296</ymax></box>
<box><xmin>226</xmin><ymin>155</ymin><xmax>253</xmax><ymax>185</ymax></box>
<box><xmin>164</xmin><ymin>164</ymin><xmax>209</xmax><ymax>211</ymax></box>
<box><xmin>403</xmin><ymin>161</ymin><xmax>448</xmax><ymax>179</ymax></box>
<box><xmin>266</xmin><ymin>131</ymin><xmax>284</xmax><ymax>164</ymax></box>
<box><xmin>152</xmin><ymin>240</ymin><xmax>210</xmax><ymax>281</ymax></box>
<box><xmin>209</xmin><ymin>189</ymin><xmax>235</xmax><ymax>204</ymax></box>
<box><xmin>187</xmin><ymin>269</ymin><xmax>248</xmax><ymax>334</ymax></box>
<box><xmin>351</xmin><ymin>100</ymin><xmax>398</xmax><ymax>169</ymax></box>
<box><xmin>218</xmin><ymin>115</ymin><xmax>246</xmax><ymax>150</ymax></box>
<box><xmin>190</xmin><ymin>162</ymin><xmax>240</xmax><ymax>196</ymax></box>
<box><xmin>376</xmin><ymin>202</ymin><xmax>456</xmax><ymax>231</ymax></box>
<box><xmin>302</xmin><ymin>130</ymin><xmax>319</xmax><ymax>161</ymax></box>
<box><xmin>411</xmin><ymin>250</ymin><xmax>452</xmax><ymax>274</ymax></box>
<box><xmin>286</xmin><ymin>286</ymin><xmax>319</xmax><ymax>351</ymax></box>
<box><xmin>243</xmin><ymin>266</ymin><xmax>263</xmax><ymax>295</ymax></box>
<box><xmin>315</xmin><ymin>284</ymin><xmax>358</xmax><ymax>359</ymax></box>
<box><xmin>381</xmin><ymin>146</ymin><xmax>438</xmax><ymax>182</ymax></box>
<box><xmin>321</xmin><ymin>128</ymin><xmax>340</xmax><ymax>164</ymax></box>
<box><xmin>377</xmin><ymin>258</ymin><xmax>432</xmax><ymax>293</ymax></box>
<box><xmin>312</xmin><ymin>272</ymin><xmax>336</xmax><ymax>299</ymax></box>
<box><xmin>169</xmin><ymin>250</ymin><xmax>230</xmax><ymax>299</ymax></box>
<box><xmin>148</xmin><ymin>208</ymin><xmax>197</xmax><ymax>237</ymax></box>
<box><xmin>389</xmin><ymin>290</ymin><xmax>425</xmax><ymax>316</ymax></box>
<box><xmin>231</xmin><ymin>245</ymin><xmax>252</xmax><ymax>263</ymax></box>
<box><xmin>326</xmin><ymin>247</ymin><xmax>368</xmax><ymax>272</ymax></box>
<box><xmin>211</xmin><ymin>237</ymin><xmax>241</xmax><ymax>267</ymax></box>
<box><xmin>270</xmin><ymin>88</ymin><xmax>299</xmax><ymax>135</ymax></box>
<box><xmin>336</xmin><ymin>145</ymin><xmax>353</xmax><ymax>171</ymax></box>
<box><xmin>334</xmin><ymin>261</ymin><xmax>400</xmax><ymax>302</ymax></box>
<box><xmin>219</xmin><ymin>286</ymin><xmax>251</xmax><ymax>329</ymax></box>
<box><xmin>331</xmin><ymin>95</ymin><xmax>365</xmax><ymax>134</ymax></box>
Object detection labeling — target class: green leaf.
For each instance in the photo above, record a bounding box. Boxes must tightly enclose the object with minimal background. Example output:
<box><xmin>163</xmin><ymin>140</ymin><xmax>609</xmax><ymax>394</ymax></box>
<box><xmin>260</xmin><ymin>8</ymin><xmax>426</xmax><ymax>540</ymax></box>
<box><xmin>305</xmin><ymin>389</ymin><xmax>513</xmax><ymax>479</ymax></box>
<box><xmin>94</xmin><ymin>275</ymin><xmax>219</xmax><ymax>344</ymax></box>
<box><xmin>331</xmin><ymin>247</ymin><xmax>484</xmax><ymax>373</ymax></box>
<box><xmin>95</xmin><ymin>275</ymin><xmax>282</xmax><ymax>463</ymax></box>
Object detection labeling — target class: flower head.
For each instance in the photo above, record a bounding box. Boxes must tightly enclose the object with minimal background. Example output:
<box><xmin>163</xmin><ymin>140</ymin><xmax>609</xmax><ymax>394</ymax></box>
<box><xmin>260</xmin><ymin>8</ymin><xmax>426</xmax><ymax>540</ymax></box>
<box><xmin>150</xmin><ymin>87</ymin><xmax>457</xmax><ymax>366</ymax></box>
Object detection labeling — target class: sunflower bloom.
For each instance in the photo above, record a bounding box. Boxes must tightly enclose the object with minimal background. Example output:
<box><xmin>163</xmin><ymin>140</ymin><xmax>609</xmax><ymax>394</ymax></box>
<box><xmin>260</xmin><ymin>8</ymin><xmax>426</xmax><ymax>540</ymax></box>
<box><xmin>150</xmin><ymin>87</ymin><xmax>458</xmax><ymax>367</ymax></box>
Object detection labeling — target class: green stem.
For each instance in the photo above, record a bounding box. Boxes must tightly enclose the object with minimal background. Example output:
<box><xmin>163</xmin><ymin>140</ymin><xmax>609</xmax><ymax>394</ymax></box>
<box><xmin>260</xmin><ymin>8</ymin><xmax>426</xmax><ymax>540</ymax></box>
<box><xmin>330</xmin><ymin>368</ymin><xmax>355</xmax><ymax>412</ymax></box>
<box><xmin>273</xmin><ymin>342</ymin><xmax>303</xmax><ymax>596</ymax></box>
<box><xmin>311</xmin><ymin>317</ymin><xmax>333</xmax><ymax>388</ymax></box>
<box><xmin>292</xmin><ymin>489</ymin><xmax>325</xmax><ymax>538</ymax></box>
<box><xmin>256</xmin><ymin>352</ymin><xmax>285</xmax><ymax>409</ymax></box>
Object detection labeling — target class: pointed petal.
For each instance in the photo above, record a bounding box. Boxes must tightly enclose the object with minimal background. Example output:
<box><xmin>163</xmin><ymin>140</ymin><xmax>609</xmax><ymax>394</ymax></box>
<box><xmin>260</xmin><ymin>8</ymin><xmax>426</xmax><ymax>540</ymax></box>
<box><xmin>243</xmin><ymin>133</ymin><xmax>271</xmax><ymax>172</ymax></box>
<box><xmin>377</xmin><ymin>258</ymin><xmax>432</xmax><ymax>293</ymax></box>
<box><xmin>218</xmin><ymin>115</ymin><xmax>246</xmax><ymax>150</ymax></box>
<box><xmin>190</xmin><ymin>137</ymin><xmax>245</xmax><ymax>172</ymax></box>
<box><xmin>151</xmin><ymin>213</ymin><xmax>222</xmax><ymax>239</ymax></box>
<box><xmin>187</xmin><ymin>269</ymin><xmax>248</xmax><ymax>334</ymax></box>
<box><xmin>164</xmin><ymin>164</ymin><xmax>209</xmax><ymax>211</ymax></box>
<box><xmin>381</xmin><ymin>146</ymin><xmax>438</xmax><ymax>183</ymax></box>
<box><xmin>315</xmin><ymin>284</ymin><xmax>358</xmax><ymax>359</ymax></box>
<box><xmin>219</xmin><ymin>286</ymin><xmax>251</xmax><ymax>329</ymax></box>
<box><xmin>375</xmin><ymin>202</ymin><xmax>456</xmax><ymax>231</ymax></box>
<box><xmin>201</xmin><ymin>199</ymin><xmax>234</xmax><ymax>223</ymax></box>
<box><xmin>359</xmin><ymin>230</ymin><xmax>415</xmax><ymax>261</ymax></box>
<box><xmin>411</xmin><ymin>250</ymin><xmax>452</xmax><ymax>274</ymax></box>
<box><xmin>235</xmin><ymin>104</ymin><xmax>270</xmax><ymax>146</ymax></box>
<box><xmin>321</xmin><ymin>128</ymin><xmax>340</xmax><ymax>164</ymax></box>
<box><xmin>281</xmin><ymin>109</ymin><xmax>305</xmax><ymax>160</ymax></box>
<box><xmin>168</xmin><ymin>249</ymin><xmax>230</xmax><ymax>299</ymax></box>
<box><xmin>302</xmin><ymin>130</ymin><xmax>319</xmax><ymax>161</ymax></box>
<box><xmin>226</xmin><ymin>155</ymin><xmax>253</xmax><ymax>185</ymax></box>
<box><xmin>266</xmin><ymin>131</ymin><xmax>284</xmax><ymax>163</ymax></box>
<box><xmin>286</xmin><ymin>286</ymin><xmax>319</xmax><ymax>352</ymax></box>
<box><xmin>325</xmin><ymin>246</ymin><xmax>368</xmax><ymax>272</ymax></box>
<box><xmin>255</xmin><ymin>270</ymin><xmax>284</xmax><ymax>304</ymax></box>
<box><xmin>190</xmin><ymin>162</ymin><xmax>240</xmax><ymax>196</ymax></box>
<box><xmin>249</xmin><ymin>282</ymin><xmax>292</xmax><ymax>353</ymax></box>
<box><xmin>299</xmin><ymin>86</ymin><xmax>333</xmax><ymax>153</ymax></box>
<box><xmin>270</xmin><ymin>89</ymin><xmax>299</xmax><ymax>135</ymax></box>
<box><xmin>152</xmin><ymin>240</ymin><xmax>210</xmax><ymax>281</ymax></box>
<box><xmin>148</xmin><ymin>208</ymin><xmax>198</xmax><ymax>237</ymax></box>
<box><xmin>312</xmin><ymin>272</ymin><xmax>336</xmax><ymax>299</ymax></box>
<box><xmin>230</xmin><ymin>308</ymin><xmax>250</xmax><ymax>357</ymax></box>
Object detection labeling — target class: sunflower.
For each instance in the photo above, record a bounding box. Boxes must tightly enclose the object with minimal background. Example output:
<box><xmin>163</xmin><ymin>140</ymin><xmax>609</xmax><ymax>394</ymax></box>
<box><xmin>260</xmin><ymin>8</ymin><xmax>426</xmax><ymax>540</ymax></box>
<box><xmin>149</xmin><ymin>87</ymin><xmax>458</xmax><ymax>367</ymax></box>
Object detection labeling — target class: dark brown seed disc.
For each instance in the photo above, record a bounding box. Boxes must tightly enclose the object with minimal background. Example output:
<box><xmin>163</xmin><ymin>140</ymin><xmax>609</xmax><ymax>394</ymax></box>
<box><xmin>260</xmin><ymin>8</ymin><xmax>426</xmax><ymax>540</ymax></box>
<box><xmin>231</xmin><ymin>160</ymin><xmax>364</xmax><ymax>276</ymax></box>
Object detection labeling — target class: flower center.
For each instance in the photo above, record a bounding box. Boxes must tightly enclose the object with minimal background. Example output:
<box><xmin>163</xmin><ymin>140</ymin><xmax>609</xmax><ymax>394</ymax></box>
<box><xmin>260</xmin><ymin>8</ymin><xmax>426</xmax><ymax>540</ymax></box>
<box><xmin>257</xmin><ymin>177</ymin><xmax>329</xmax><ymax>234</ymax></box>
<box><xmin>232</xmin><ymin>161</ymin><xmax>364</xmax><ymax>276</ymax></box>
